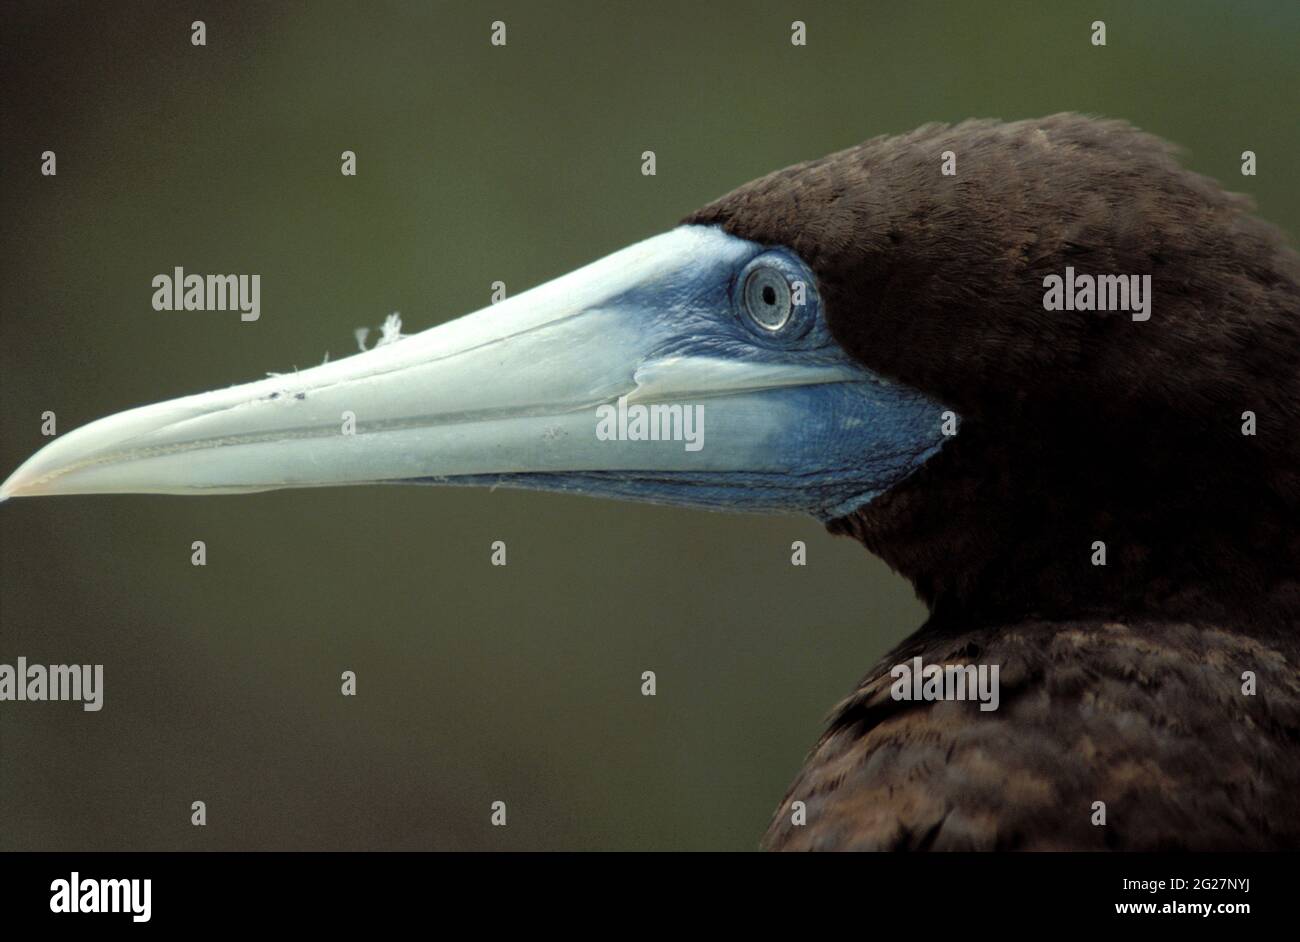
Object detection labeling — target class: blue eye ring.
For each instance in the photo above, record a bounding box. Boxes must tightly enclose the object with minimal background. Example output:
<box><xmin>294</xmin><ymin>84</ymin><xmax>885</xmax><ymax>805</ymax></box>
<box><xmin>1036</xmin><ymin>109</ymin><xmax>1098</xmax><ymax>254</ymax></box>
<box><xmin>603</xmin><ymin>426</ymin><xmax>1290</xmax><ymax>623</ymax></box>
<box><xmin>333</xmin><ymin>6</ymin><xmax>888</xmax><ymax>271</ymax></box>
<box><xmin>735</xmin><ymin>251</ymin><xmax>820</xmax><ymax>344</ymax></box>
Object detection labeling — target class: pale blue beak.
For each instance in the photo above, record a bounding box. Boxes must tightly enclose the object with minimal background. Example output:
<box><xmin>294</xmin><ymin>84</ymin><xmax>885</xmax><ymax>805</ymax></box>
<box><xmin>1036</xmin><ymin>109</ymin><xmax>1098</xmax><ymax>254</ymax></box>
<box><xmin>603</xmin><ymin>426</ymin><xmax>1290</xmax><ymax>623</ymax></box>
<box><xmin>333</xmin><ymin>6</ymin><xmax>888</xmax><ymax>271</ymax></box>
<box><xmin>1</xmin><ymin>226</ymin><xmax>948</xmax><ymax>520</ymax></box>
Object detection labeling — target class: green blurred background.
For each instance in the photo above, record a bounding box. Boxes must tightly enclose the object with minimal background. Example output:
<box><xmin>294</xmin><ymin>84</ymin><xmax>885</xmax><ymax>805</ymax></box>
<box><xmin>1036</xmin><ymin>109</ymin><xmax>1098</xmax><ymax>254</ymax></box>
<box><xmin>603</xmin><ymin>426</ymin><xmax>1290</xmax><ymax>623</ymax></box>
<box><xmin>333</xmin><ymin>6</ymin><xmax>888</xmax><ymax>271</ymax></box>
<box><xmin>1</xmin><ymin>0</ymin><xmax>1296</xmax><ymax>850</ymax></box>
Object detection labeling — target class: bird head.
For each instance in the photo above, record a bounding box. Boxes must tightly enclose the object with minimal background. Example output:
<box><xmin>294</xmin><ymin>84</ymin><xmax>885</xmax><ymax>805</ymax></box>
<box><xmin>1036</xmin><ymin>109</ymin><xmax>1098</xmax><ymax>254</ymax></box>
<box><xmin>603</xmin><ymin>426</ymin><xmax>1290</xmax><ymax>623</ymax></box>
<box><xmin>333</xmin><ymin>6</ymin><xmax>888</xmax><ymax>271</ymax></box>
<box><xmin>685</xmin><ymin>114</ymin><xmax>1299</xmax><ymax>626</ymax></box>
<box><xmin>5</xmin><ymin>114</ymin><xmax>1297</xmax><ymax>624</ymax></box>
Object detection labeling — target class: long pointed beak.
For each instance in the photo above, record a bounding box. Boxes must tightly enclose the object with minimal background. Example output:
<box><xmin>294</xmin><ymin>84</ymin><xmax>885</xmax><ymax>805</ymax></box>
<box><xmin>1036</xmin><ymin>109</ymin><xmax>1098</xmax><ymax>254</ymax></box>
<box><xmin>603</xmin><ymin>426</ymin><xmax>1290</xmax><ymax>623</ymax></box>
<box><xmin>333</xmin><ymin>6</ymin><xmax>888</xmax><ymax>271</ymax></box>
<box><xmin>4</xmin><ymin>227</ymin><xmax>909</xmax><ymax>513</ymax></box>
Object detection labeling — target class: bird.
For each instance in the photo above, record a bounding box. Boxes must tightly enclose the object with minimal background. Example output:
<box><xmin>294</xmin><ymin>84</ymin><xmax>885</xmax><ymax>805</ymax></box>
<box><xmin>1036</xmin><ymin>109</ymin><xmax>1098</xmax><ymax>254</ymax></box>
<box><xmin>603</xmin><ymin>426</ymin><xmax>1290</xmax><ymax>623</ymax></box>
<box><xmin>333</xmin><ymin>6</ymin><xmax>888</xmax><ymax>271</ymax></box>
<box><xmin>3</xmin><ymin>114</ymin><xmax>1297</xmax><ymax>850</ymax></box>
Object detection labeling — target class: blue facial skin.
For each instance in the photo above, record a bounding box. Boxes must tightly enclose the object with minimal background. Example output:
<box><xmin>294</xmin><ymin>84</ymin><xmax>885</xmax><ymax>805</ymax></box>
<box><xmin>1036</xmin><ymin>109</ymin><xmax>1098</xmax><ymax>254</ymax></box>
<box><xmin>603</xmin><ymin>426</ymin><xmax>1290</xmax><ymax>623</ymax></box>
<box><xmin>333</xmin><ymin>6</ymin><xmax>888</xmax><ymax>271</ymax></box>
<box><xmin>409</xmin><ymin>226</ymin><xmax>952</xmax><ymax>522</ymax></box>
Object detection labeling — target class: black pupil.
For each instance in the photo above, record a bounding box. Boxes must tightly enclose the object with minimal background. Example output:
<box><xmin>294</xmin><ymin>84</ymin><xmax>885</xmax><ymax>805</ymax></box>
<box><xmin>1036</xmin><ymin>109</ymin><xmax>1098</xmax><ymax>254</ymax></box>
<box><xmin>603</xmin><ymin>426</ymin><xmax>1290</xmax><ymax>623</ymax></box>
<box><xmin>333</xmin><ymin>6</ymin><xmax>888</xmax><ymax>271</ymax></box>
<box><xmin>762</xmin><ymin>285</ymin><xmax>776</xmax><ymax>305</ymax></box>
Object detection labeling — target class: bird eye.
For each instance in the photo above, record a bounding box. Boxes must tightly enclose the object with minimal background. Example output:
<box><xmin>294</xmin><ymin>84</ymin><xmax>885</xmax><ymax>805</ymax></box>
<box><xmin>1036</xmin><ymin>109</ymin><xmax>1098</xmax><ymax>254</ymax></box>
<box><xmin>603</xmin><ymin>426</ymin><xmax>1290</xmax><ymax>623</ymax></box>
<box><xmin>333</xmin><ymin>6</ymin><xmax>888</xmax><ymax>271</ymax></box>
<box><xmin>734</xmin><ymin>251</ymin><xmax>820</xmax><ymax>345</ymax></box>
<box><xmin>742</xmin><ymin>266</ymin><xmax>793</xmax><ymax>332</ymax></box>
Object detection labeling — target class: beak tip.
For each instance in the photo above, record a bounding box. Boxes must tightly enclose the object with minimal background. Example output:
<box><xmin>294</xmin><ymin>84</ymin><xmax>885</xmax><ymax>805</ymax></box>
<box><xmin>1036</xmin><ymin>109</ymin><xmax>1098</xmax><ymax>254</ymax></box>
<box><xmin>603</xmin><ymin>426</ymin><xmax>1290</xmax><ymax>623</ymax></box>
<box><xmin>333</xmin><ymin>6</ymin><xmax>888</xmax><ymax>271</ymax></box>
<box><xmin>2</xmin><ymin>450</ymin><xmax>56</xmax><ymax>500</ymax></box>
<box><xmin>1</xmin><ymin>468</ymin><xmax>29</xmax><ymax>501</ymax></box>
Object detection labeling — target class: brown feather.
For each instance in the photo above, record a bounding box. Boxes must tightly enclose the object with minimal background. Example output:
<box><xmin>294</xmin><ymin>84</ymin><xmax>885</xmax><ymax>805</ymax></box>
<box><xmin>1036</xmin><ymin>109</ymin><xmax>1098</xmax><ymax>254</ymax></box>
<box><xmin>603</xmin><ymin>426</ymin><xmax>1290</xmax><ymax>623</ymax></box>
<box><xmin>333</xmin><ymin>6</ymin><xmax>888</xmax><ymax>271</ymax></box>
<box><xmin>685</xmin><ymin>115</ymin><xmax>1300</xmax><ymax>850</ymax></box>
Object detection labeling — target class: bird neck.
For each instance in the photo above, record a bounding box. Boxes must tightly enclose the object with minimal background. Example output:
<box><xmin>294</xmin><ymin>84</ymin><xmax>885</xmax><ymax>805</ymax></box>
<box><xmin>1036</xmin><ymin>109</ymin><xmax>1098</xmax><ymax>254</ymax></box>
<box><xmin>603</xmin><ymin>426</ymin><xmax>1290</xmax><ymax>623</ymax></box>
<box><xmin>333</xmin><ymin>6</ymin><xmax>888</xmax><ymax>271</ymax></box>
<box><xmin>829</xmin><ymin>409</ymin><xmax>1300</xmax><ymax>635</ymax></box>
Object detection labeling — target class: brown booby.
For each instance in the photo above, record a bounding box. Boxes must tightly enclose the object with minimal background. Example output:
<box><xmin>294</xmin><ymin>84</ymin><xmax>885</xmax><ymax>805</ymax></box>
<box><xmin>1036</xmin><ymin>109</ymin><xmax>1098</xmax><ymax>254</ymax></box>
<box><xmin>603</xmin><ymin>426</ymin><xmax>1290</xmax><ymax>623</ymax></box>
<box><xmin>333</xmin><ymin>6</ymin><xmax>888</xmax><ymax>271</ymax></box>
<box><xmin>4</xmin><ymin>114</ymin><xmax>1298</xmax><ymax>850</ymax></box>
